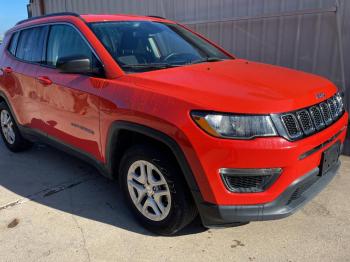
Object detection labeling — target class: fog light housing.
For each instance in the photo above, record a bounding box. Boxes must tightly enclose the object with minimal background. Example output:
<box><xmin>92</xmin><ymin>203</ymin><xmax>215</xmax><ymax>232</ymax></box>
<box><xmin>219</xmin><ymin>168</ymin><xmax>282</xmax><ymax>193</ymax></box>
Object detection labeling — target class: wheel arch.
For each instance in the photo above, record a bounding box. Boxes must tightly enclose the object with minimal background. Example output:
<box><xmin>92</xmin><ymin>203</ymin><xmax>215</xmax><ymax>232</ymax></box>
<box><xmin>105</xmin><ymin>121</ymin><xmax>202</xmax><ymax>196</ymax></box>
<box><xmin>0</xmin><ymin>91</ymin><xmax>19</xmax><ymax>125</ymax></box>
<box><xmin>0</xmin><ymin>91</ymin><xmax>8</xmax><ymax>105</ymax></box>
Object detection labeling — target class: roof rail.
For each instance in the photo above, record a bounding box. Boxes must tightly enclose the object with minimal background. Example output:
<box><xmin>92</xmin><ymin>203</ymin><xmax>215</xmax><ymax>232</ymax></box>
<box><xmin>16</xmin><ymin>12</ymin><xmax>81</xmax><ymax>25</ymax></box>
<box><xmin>148</xmin><ymin>15</ymin><xmax>166</xmax><ymax>19</ymax></box>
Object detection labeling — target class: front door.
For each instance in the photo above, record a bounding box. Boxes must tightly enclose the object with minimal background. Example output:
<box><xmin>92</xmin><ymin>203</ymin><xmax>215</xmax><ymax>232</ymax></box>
<box><xmin>36</xmin><ymin>24</ymin><xmax>104</xmax><ymax>161</ymax></box>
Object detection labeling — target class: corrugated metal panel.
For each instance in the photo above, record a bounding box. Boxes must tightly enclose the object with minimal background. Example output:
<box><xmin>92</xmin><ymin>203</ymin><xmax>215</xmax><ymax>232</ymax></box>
<box><xmin>339</xmin><ymin>0</ymin><xmax>350</xmax><ymax>154</ymax></box>
<box><xmin>41</xmin><ymin>0</ymin><xmax>166</xmax><ymax>16</ymax></box>
<box><xmin>31</xmin><ymin>1</ymin><xmax>41</xmax><ymax>16</ymax></box>
<box><xmin>28</xmin><ymin>0</ymin><xmax>350</xmax><ymax>153</ymax></box>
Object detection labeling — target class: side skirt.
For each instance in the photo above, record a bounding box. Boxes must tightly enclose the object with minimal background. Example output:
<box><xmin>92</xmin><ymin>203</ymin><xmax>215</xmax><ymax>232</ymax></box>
<box><xmin>19</xmin><ymin>126</ymin><xmax>113</xmax><ymax>179</ymax></box>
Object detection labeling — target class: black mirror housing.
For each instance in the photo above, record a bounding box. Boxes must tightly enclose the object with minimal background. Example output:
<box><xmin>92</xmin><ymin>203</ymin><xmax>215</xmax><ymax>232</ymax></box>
<box><xmin>56</xmin><ymin>56</ymin><xmax>103</xmax><ymax>76</ymax></box>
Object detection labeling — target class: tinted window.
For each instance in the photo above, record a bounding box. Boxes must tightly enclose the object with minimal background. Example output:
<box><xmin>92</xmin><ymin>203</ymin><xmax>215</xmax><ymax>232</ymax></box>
<box><xmin>8</xmin><ymin>32</ymin><xmax>20</xmax><ymax>56</ymax></box>
<box><xmin>46</xmin><ymin>25</ymin><xmax>94</xmax><ymax>67</ymax></box>
<box><xmin>16</xmin><ymin>27</ymin><xmax>47</xmax><ymax>62</ymax></box>
<box><xmin>90</xmin><ymin>21</ymin><xmax>231</xmax><ymax>72</ymax></box>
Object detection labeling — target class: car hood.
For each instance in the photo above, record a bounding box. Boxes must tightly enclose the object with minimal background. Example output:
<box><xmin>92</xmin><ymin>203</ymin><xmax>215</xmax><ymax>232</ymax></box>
<box><xmin>130</xmin><ymin>59</ymin><xmax>337</xmax><ymax>114</ymax></box>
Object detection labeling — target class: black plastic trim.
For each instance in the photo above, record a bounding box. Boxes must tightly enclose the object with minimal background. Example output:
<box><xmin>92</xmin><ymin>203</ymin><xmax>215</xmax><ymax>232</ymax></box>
<box><xmin>198</xmin><ymin>161</ymin><xmax>340</xmax><ymax>227</ymax></box>
<box><xmin>105</xmin><ymin>121</ymin><xmax>202</xmax><ymax>194</ymax></box>
<box><xmin>19</xmin><ymin>126</ymin><xmax>110</xmax><ymax>178</ymax></box>
<box><xmin>299</xmin><ymin>129</ymin><xmax>344</xmax><ymax>160</ymax></box>
<box><xmin>219</xmin><ymin>168</ymin><xmax>282</xmax><ymax>193</ymax></box>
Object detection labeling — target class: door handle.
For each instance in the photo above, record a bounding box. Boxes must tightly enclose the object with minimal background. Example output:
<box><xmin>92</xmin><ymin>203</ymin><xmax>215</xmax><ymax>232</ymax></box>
<box><xmin>1</xmin><ymin>67</ymin><xmax>13</xmax><ymax>74</ymax></box>
<box><xmin>37</xmin><ymin>76</ymin><xmax>52</xmax><ymax>86</ymax></box>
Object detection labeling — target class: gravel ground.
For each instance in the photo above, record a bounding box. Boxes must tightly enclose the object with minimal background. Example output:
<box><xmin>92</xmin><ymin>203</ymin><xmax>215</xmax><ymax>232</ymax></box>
<box><xmin>0</xmin><ymin>140</ymin><xmax>349</xmax><ymax>262</ymax></box>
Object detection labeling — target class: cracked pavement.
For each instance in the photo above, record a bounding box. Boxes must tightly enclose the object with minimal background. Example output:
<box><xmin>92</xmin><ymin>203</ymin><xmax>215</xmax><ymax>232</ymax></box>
<box><xmin>0</xmin><ymin>140</ymin><xmax>350</xmax><ymax>262</ymax></box>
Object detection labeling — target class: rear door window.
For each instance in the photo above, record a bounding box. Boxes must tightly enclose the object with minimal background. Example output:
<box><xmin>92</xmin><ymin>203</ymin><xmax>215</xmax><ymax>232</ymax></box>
<box><xmin>16</xmin><ymin>26</ymin><xmax>47</xmax><ymax>63</ymax></box>
<box><xmin>8</xmin><ymin>31</ymin><xmax>20</xmax><ymax>56</ymax></box>
<box><xmin>46</xmin><ymin>24</ymin><xmax>94</xmax><ymax>67</ymax></box>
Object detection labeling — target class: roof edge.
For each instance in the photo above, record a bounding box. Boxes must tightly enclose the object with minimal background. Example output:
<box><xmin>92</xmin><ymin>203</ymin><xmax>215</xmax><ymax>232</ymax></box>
<box><xmin>16</xmin><ymin>12</ymin><xmax>81</xmax><ymax>25</ymax></box>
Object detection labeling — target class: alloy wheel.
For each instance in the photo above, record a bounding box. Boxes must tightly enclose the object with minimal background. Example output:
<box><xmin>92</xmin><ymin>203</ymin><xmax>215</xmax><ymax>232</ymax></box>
<box><xmin>1</xmin><ymin>110</ymin><xmax>15</xmax><ymax>145</ymax></box>
<box><xmin>127</xmin><ymin>160</ymin><xmax>172</xmax><ymax>221</ymax></box>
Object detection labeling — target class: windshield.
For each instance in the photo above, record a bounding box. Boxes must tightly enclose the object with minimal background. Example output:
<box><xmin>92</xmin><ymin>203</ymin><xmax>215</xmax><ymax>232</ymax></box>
<box><xmin>89</xmin><ymin>21</ymin><xmax>232</xmax><ymax>72</ymax></box>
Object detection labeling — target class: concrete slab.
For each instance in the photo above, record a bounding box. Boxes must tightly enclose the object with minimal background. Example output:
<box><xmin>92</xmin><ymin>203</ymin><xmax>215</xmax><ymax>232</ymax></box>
<box><xmin>0</xmin><ymin>139</ymin><xmax>349</xmax><ymax>262</ymax></box>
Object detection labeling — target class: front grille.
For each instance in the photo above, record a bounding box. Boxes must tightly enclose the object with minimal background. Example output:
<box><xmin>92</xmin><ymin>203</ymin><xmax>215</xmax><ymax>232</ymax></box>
<box><xmin>309</xmin><ymin>106</ymin><xmax>325</xmax><ymax>130</ymax></box>
<box><xmin>320</xmin><ymin>102</ymin><xmax>332</xmax><ymax>125</ymax></box>
<box><xmin>223</xmin><ymin>175</ymin><xmax>272</xmax><ymax>193</ymax></box>
<box><xmin>279</xmin><ymin>94</ymin><xmax>344</xmax><ymax>141</ymax></box>
<box><xmin>330</xmin><ymin>96</ymin><xmax>341</xmax><ymax>118</ymax></box>
<box><xmin>296</xmin><ymin>110</ymin><xmax>315</xmax><ymax>135</ymax></box>
<box><xmin>327</xmin><ymin>98</ymin><xmax>337</xmax><ymax>118</ymax></box>
<box><xmin>281</xmin><ymin>114</ymin><xmax>302</xmax><ymax>139</ymax></box>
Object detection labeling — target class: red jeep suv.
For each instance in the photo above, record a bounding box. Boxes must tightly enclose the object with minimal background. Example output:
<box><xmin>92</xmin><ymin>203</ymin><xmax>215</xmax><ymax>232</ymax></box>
<box><xmin>0</xmin><ymin>13</ymin><xmax>348</xmax><ymax>235</ymax></box>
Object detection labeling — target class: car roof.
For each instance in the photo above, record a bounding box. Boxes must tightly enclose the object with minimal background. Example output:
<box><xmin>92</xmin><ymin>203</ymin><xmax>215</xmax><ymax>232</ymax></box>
<box><xmin>6</xmin><ymin>13</ymin><xmax>177</xmax><ymax>38</ymax></box>
<box><xmin>80</xmin><ymin>14</ymin><xmax>175</xmax><ymax>24</ymax></box>
<box><xmin>13</xmin><ymin>13</ymin><xmax>175</xmax><ymax>29</ymax></box>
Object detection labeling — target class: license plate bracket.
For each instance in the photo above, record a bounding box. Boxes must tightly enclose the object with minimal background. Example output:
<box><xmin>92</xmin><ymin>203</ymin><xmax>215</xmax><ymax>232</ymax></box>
<box><xmin>320</xmin><ymin>142</ymin><xmax>341</xmax><ymax>176</ymax></box>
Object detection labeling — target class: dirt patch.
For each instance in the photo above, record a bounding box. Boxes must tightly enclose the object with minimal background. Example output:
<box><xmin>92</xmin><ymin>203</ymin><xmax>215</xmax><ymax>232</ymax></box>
<box><xmin>7</xmin><ymin>218</ymin><xmax>19</xmax><ymax>228</ymax></box>
<box><xmin>231</xmin><ymin>240</ymin><xmax>245</xmax><ymax>248</ymax></box>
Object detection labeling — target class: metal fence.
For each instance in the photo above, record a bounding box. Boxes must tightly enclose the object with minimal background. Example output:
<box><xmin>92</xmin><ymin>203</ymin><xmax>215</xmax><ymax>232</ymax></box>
<box><xmin>28</xmin><ymin>0</ymin><xmax>350</xmax><ymax>154</ymax></box>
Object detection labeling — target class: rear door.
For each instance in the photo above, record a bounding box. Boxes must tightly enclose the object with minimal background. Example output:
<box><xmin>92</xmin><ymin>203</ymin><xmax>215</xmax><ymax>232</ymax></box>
<box><xmin>36</xmin><ymin>24</ymin><xmax>104</xmax><ymax>161</ymax></box>
<box><xmin>0</xmin><ymin>27</ymin><xmax>48</xmax><ymax>130</ymax></box>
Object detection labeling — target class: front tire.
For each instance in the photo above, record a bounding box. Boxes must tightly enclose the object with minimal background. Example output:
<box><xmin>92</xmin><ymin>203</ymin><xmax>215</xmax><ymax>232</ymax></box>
<box><xmin>119</xmin><ymin>145</ymin><xmax>197</xmax><ymax>235</ymax></box>
<box><xmin>0</xmin><ymin>102</ymin><xmax>31</xmax><ymax>152</ymax></box>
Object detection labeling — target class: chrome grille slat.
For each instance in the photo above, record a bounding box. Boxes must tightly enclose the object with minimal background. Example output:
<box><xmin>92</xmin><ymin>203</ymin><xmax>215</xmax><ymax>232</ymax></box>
<box><xmin>278</xmin><ymin>94</ymin><xmax>344</xmax><ymax>141</ymax></box>
<box><xmin>281</xmin><ymin>114</ymin><xmax>302</xmax><ymax>139</ymax></box>
<box><xmin>332</xmin><ymin>97</ymin><xmax>340</xmax><ymax>117</ymax></box>
<box><xmin>320</xmin><ymin>102</ymin><xmax>332</xmax><ymax>125</ymax></box>
<box><xmin>327</xmin><ymin>98</ymin><xmax>337</xmax><ymax>118</ymax></box>
<box><xmin>296</xmin><ymin>110</ymin><xmax>315</xmax><ymax>135</ymax></box>
<box><xmin>309</xmin><ymin>106</ymin><xmax>325</xmax><ymax>130</ymax></box>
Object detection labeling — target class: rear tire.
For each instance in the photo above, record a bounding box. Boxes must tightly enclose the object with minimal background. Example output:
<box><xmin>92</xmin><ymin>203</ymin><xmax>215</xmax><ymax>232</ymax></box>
<box><xmin>0</xmin><ymin>101</ymin><xmax>31</xmax><ymax>152</ymax></box>
<box><xmin>119</xmin><ymin>144</ymin><xmax>198</xmax><ymax>235</ymax></box>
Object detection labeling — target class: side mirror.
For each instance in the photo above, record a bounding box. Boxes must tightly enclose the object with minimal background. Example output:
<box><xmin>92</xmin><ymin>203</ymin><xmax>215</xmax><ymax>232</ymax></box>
<box><xmin>56</xmin><ymin>56</ymin><xmax>103</xmax><ymax>76</ymax></box>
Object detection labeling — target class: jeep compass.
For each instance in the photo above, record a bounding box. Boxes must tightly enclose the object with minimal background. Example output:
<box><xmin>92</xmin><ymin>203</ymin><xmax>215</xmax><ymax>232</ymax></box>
<box><xmin>0</xmin><ymin>13</ymin><xmax>348</xmax><ymax>235</ymax></box>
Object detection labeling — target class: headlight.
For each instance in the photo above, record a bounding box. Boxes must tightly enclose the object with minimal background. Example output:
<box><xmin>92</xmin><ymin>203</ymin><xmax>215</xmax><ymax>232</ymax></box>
<box><xmin>191</xmin><ymin>111</ymin><xmax>277</xmax><ymax>139</ymax></box>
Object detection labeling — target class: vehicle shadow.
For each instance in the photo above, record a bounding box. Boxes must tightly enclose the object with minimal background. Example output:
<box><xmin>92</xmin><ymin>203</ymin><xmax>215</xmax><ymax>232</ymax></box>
<box><xmin>0</xmin><ymin>140</ymin><xmax>207</xmax><ymax>236</ymax></box>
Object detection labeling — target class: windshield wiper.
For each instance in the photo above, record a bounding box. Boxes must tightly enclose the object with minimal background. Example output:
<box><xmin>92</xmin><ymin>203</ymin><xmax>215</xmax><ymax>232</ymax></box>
<box><xmin>191</xmin><ymin>57</ymin><xmax>225</xmax><ymax>64</ymax></box>
<box><xmin>121</xmin><ymin>63</ymin><xmax>182</xmax><ymax>70</ymax></box>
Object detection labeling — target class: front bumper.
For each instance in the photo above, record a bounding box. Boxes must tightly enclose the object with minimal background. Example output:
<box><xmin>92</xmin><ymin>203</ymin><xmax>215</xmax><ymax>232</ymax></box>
<box><xmin>186</xmin><ymin>113</ymin><xmax>348</xmax><ymax>205</ymax></box>
<box><xmin>198</xmin><ymin>161</ymin><xmax>340</xmax><ymax>227</ymax></box>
